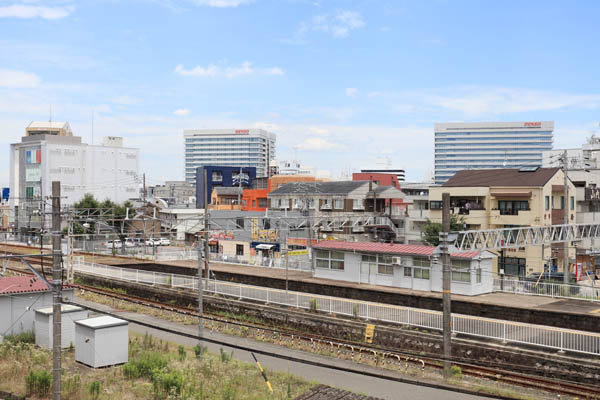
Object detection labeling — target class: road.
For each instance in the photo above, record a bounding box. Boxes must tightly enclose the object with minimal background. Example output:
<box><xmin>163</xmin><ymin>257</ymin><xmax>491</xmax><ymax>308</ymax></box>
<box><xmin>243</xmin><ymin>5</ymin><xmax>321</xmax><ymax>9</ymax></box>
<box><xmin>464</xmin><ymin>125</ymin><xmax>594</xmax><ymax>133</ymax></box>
<box><xmin>75</xmin><ymin>295</ymin><xmax>489</xmax><ymax>400</ymax></box>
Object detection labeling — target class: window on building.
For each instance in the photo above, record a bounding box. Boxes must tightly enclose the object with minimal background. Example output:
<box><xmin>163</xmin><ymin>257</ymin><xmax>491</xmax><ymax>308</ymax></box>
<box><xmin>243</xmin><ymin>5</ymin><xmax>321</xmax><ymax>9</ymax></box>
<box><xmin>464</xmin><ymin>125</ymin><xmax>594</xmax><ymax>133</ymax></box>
<box><xmin>212</xmin><ymin>171</ymin><xmax>222</xmax><ymax>182</ymax></box>
<box><xmin>293</xmin><ymin>198</ymin><xmax>300</xmax><ymax>209</ymax></box>
<box><xmin>308</xmin><ymin>198</ymin><xmax>315</xmax><ymax>209</ymax></box>
<box><xmin>561</xmin><ymin>196</ymin><xmax>565</xmax><ymax>210</ymax></box>
<box><xmin>321</xmin><ymin>199</ymin><xmax>332</xmax><ymax>209</ymax></box>
<box><xmin>452</xmin><ymin>259</ymin><xmax>471</xmax><ymax>283</ymax></box>
<box><xmin>258</xmin><ymin>198</ymin><xmax>267</xmax><ymax>208</ymax></box>
<box><xmin>316</xmin><ymin>250</ymin><xmax>344</xmax><ymax>270</ymax></box>
<box><xmin>403</xmin><ymin>267</ymin><xmax>412</xmax><ymax>277</ymax></box>
<box><xmin>377</xmin><ymin>255</ymin><xmax>394</xmax><ymax>275</ymax></box>
<box><xmin>252</xmin><ymin>200</ymin><xmax>256</xmax><ymax>208</ymax></box>
<box><xmin>414</xmin><ymin>268</ymin><xmax>430</xmax><ymax>280</ymax></box>
<box><xmin>236</xmin><ymin>217</ymin><xmax>244</xmax><ymax>229</ymax></box>
<box><xmin>413</xmin><ymin>257</ymin><xmax>430</xmax><ymax>267</ymax></box>
<box><xmin>545</xmin><ymin>196</ymin><xmax>550</xmax><ymax>211</ymax></box>
<box><xmin>570</xmin><ymin>196</ymin><xmax>574</xmax><ymax>211</ymax></box>
<box><xmin>25</xmin><ymin>187</ymin><xmax>34</xmax><ymax>200</ymax></box>
<box><xmin>476</xmin><ymin>267</ymin><xmax>482</xmax><ymax>283</ymax></box>
<box><xmin>353</xmin><ymin>199</ymin><xmax>364</xmax><ymax>210</ymax></box>
<box><xmin>498</xmin><ymin>200</ymin><xmax>529</xmax><ymax>215</ymax></box>
<box><xmin>430</xmin><ymin>201</ymin><xmax>442</xmax><ymax>210</ymax></box>
<box><xmin>334</xmin><ymin>198</ymin><xmax>344</xmax><ymax>209</ymax></box>
<box><xmin>236</xmin><ymin>244</ymin><xmax>244</xmax><ymax>256</ymax></box>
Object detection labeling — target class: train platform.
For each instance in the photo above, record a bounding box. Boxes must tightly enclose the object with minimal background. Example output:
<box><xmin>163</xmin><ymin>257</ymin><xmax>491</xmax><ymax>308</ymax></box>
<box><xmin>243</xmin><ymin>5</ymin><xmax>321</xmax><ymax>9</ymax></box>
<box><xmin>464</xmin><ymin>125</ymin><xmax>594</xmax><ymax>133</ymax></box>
<box><xmin>158</xmin><ymin>259</ymin><xmax>600</xmax><ymax>319</ymax></box>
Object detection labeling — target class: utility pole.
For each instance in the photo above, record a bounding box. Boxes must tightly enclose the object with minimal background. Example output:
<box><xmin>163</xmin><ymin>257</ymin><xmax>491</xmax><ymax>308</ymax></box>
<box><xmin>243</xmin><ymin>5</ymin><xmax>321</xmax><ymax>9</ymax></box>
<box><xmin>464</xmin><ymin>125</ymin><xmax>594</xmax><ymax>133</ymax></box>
<box><xmin>203</xmin><ymin>169</ymin><xmax>210</xmax><ymax>289</ymax></box>
<box><xmin>441</xmin><ymin>192</ymin><xmax>452</xmax><ymax>378</ymax></box>
<box><xmin>285</xmin><ymin>230</ymin><xmax>289</xmax><ymax>292</ymax></box>
<box><xmin>197</xmin><ymin>235</ymin><xmax>203</xmax><ymax>361</ymax></box>
<box><xmin>51</xmin><ymin>181</ymin><xmax>62</xmax><ymax>400</ymax></box>
<box><xmin>561</xmin><ymin>150</ymin><xmax>570</xmax><ymax>284</ymax></box>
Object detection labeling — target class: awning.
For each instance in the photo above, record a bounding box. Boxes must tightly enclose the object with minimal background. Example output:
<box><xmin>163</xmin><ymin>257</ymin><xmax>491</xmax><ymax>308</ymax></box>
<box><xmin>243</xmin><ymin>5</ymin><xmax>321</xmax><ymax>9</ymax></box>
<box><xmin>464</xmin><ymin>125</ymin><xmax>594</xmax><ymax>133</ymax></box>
<box><xmin>256</xmin><ymin>244</ymin><xmax>275</xmax><ymax>250</ymax></box>
<box><xmin>490</xmin><ymin>191</ymin><xmax>531</xmax><ymax>198</ymax></box>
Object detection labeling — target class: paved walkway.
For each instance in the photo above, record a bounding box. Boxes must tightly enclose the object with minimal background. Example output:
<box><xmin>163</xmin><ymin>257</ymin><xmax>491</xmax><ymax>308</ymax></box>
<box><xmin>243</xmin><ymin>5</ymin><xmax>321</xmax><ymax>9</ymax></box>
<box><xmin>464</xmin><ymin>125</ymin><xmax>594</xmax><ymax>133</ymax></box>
<box><xmin>74</xmin><ymin>295</ymin><xmax>487</xmax><ymax>400</ymax></box>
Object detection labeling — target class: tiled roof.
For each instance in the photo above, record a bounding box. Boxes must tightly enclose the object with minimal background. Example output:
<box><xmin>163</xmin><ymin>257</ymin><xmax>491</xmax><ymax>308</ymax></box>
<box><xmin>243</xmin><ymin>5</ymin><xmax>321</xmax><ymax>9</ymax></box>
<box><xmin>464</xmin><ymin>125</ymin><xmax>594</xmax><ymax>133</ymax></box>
<box><xmin>312</xmin><ymin>241</ymin><xmax>480</xmax><ymax>259</ymax></box>
<box><xmin>269</xmin><ymin>181</ymin><xmax>368</xmax><ymax>196</ymax></box>
<box><xmin>0</xmin><ymin>275</ymin><xmax>50</xmax><ymax>295</ymax></box>
<box><xmin>443</xmin><ymin>168</ymin><xmax>561</xmax><ymax>187</ymax></box>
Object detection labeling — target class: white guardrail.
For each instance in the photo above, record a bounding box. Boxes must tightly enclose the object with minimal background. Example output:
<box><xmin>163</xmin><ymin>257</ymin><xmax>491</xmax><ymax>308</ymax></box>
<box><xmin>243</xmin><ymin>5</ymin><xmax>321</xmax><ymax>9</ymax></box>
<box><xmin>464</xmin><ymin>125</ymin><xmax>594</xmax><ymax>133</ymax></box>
<box><xmin>494</xmin><ymin>279</ymin><xmax>600</xmax><ymax>302</ymax></box>
<box><xmin>74</xmin><ymin>260</ymin><xmax>600</xmax><ymax>356</ymax></box>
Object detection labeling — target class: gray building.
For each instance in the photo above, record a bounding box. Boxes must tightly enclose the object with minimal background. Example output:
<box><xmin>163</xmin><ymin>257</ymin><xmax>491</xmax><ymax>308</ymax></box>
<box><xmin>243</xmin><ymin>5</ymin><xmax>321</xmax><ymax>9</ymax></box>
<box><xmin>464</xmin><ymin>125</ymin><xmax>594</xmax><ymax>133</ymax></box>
<box><xmin>434</xmin><ymin>121</ymin><xmax>554</xmax><ymax>184</ymax></box>
<box><xmin>150</xmin><ymin>180</ymin><xmax>196</xmax><ymax>206</ymax></box>
<box><xmin>184</xmin><ymin>128</ymin><xmax>276</xmax><ymax>181</ymax></box>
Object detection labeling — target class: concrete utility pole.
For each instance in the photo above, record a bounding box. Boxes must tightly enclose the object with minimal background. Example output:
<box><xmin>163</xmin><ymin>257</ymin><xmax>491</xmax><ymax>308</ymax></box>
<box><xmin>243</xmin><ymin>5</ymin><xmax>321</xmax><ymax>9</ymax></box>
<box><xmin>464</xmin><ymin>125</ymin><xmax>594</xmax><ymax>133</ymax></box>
<box><xmin>51</xmin><ymin>181</ymin><xmax>62</xmax><ymax>400</ymax></box>
<box><xmin>441</xmin><ymin>192</ymin><xmax>452</xmax><ymax>378</ymax></box>
<box><xmin>562</xmin><ymin>150</ymin><xmax>570</xmax><ymax>284</ymax></box>
<box><xmin>197</xmin><ymin>236</ymin><xmax>203</xmax><ymax>361</ymax></box>
<box><xmin>203</xmin><ymin>169</ymin><xmax>210</xmax><ymax>289</ymax></box>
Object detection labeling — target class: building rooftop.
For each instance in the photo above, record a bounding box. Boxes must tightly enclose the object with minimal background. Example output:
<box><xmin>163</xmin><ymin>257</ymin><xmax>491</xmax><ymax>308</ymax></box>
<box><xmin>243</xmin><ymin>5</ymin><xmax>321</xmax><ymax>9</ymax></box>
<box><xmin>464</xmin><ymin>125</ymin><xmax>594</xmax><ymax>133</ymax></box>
<box><xmin>0</xmin><ymin>275</ymin><xmax>50</xmax><ymax>296</ymax></box>
<box><xmin>443</xmin><ymin>168</ymin><xmax>561</xmax><ymax>188</ymax></box>
<box><xmin>26</xmin><ymin>121</ymin><xmax>72</xmax><ymax>136</ymax></box>
<box><xmin>75</xmin><ymin>316</ymin><xmax>127</xmax><ymax>329</ymax></box>
<box><xmin>312</xmin><ymin>241</ymin><xmax>482</xmax><ymax>259</ymax></box>
<box><xmin>269</xmin><ymin>181</ymin><xmax>367</xmax><ymax>196</ymax></box>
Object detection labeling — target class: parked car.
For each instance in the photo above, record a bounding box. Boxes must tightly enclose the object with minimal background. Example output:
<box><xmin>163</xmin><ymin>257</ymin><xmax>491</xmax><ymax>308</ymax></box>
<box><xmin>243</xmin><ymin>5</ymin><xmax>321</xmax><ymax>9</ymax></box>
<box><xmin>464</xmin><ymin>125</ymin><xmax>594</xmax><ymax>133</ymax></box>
<box><xmin>105</xmin><ymin>240</ymin><xmax>122</xmax><ymax>249</ymax></box>
<box><xmin>124</xmin><ymin>239</ymin><xmax>135</xmax><ymax>248</ymax></box>
<box><xmin>145</xmin><ymin>238</ymin><xmax>157</xmax><ymax>246</ymax></box>
<box><xmin>158</xmin><ymin>238</ymin><xmax>171</xmax><ymax>246</ymax></box>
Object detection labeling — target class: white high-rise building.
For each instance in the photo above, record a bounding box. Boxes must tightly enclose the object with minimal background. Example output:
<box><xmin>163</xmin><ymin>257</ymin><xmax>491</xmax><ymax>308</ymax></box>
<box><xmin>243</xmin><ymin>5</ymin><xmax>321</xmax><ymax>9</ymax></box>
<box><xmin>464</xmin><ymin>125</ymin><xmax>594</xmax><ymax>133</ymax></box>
<box><xmin>434</xmin><ymin>121</ymin><xmax>554</xmax><ymax>184</ymax></box>
<box><xmin>183</xmin><ymin>128</ymin><xmax>276</xmax><ymax>182</ymax></box>
<box><xmin>9</xmin><ymin>121</ymin><xmax>140</xmax><ymax>207</ymax></box>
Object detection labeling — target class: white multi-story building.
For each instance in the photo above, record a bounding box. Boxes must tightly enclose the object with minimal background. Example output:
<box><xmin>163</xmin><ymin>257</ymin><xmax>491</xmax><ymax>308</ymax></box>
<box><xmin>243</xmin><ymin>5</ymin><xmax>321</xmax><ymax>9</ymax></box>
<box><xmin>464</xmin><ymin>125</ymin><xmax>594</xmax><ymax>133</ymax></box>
<box><xmin>361</xmin><ymin>157</ymin><xmax>405</xmax><ymax>182</ymax></box>
<box><xmin>434</xmin><ymin>121</ymin><xmax>554</xmax><ymax>184</ymax></box>
<box><xmin>183</xmin><ymin>128</ymin><xmax>276</xmax><ymax>181</ymax></box>
<box><xmin>9</xmin><ymin>122</ymin><xmax>139</xmax><ymax>207</ymax></box>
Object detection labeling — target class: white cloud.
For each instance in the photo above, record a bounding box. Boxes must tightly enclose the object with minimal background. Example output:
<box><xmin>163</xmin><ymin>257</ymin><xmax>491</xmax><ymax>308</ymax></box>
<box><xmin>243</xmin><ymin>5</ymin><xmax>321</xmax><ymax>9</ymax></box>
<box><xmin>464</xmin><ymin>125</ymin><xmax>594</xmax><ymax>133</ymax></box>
<box><xmin>190</xmin><ymin>0</ymin><xmax>252</xmax><ymax>7</ymax></box>
<box><xmin>313</xmin><ymin>11</ymin><xmax>365</xmax><ymax>38</ymax></box>
<box><xmin>173</xmin><ymin>108</ymin><xmax>190</xmax><ymax>116</ymax></box>
<box><xmin>0</xmin><ymin>4</ymin><xmax>74</xmax><ymax>19</ymax></box>
<box><xmin>0</xmin><ymin>69</ymin><xmax>41</xmax><ymax>88</ymax></box>
<box><xmin>424</xmin><ymin>87</ymin><xmax>600</xmax><ymax>116</ymax></box>
<box><xmin>308</xmin><ymin>126</ymin><xmax>330</xmax><ymax>136</ymax></box>
<box><xmin>174</xmin><ymin>61</ymin><xmax>284</xmax><ymax>78</ymax></box>
<box><xmin>282</xmin><ymin>10</ymin><xmax>365</xmax><ymax>43</ymax></box>
<box><xmin>296</xmin><ymin>137</ymin><xmax>345</xmax><ymax>151</ymax></box>
<box><xmin>345</xmin><ymin>87</ymin><xmax>358</xmax><ymax>97</ymax></box>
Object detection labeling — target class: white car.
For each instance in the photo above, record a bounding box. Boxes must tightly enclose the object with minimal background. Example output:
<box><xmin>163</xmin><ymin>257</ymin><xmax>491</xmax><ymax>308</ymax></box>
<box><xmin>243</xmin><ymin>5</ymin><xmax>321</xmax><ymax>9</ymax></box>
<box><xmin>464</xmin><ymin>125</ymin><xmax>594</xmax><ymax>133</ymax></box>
<box><xmin>124</xmin><ymin>239</ymin><xmax>135</xmax><ymax>248</ymax></box>
<box><xmin>105</xmin><ymin>240</ymin><xmax>122</xmax><ymax>249</ymax></box>
<box><xmin>158</xmin><ymin>238</ymin><xmax>171</xmax><ymax>246</ymax></box>
<box><xmin>145</xmin><ymin>239</ymin><xmax>156</xmax><ymax>246</ymax></box>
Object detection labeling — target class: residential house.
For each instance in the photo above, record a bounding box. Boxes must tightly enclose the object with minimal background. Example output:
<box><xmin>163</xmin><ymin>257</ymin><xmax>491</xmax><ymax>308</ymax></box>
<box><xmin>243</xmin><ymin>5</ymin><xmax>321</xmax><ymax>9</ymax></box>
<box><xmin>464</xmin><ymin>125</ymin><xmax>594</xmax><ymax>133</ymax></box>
<box><xmin>428</xmin><ymin>167</ymin><xmax>576</xmax><ymax>277</ymax></box>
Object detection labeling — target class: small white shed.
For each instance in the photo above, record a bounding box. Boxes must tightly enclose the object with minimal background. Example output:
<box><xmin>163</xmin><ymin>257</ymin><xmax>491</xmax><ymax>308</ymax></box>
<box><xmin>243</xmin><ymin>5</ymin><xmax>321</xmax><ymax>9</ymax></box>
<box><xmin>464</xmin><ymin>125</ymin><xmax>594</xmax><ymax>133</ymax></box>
<box><xmin>35</xmin><ymin>304</ymin><xmax>88</xmax><ymax>349</ymax></box>
<box><xmin>75</xmin><ymin>316</ymin><xmax>128</xmax><ymax>368</ymax></box>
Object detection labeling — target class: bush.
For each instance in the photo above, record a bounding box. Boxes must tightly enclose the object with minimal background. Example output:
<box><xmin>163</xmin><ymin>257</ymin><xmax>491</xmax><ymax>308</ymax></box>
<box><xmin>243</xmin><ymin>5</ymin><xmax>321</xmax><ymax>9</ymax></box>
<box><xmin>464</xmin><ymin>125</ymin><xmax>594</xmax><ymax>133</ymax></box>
<box><xmin>88</xmin><ymin>380</ymin><xmax>102</xmax><ymax>399</ymax></box>
<box><xmin>25</xmin><ymin>369</ymin><xmax>52</xmax><ymax>397</ymax></box>
<box><xmin>62</xmin><ymin>373</ymin><xmax>81</xmax><ymax>398</ymax></box>
<box><xmin>309</xmin><ymin>298</ymin><xmax>318</xmax><ymax>312</ymax></box>
<box><xmin>123</xmin><ymin>351</ymin><xmax>168</xmax><ymax>379</ymax></box>
<box><xmin>219</xmin><ymin>348</ymin><xmax>233</xmax><ymax>363</ymax></box>
<box><xmin>193</xmin><ymin>344</ymin><xmax>205</xmax><ymax>359</ymax></box>
<box><xmin>450</xmin><ymin>365</ymin><xmax>463</xmax><ymax>379</ymax></box>
<box><xmin>152</xmin><ymin>369</ymin><xmax>183</xmax><ymax>398</ymax></box>
<box><xmin>177</xmin><ymin>345</ymin><xmax>186</xmax><ymax>361</ymax></box>
<box><xmin>6</xmin><ymin>331</ymin><xmax>35</xmax><ymax>344</ymax></box>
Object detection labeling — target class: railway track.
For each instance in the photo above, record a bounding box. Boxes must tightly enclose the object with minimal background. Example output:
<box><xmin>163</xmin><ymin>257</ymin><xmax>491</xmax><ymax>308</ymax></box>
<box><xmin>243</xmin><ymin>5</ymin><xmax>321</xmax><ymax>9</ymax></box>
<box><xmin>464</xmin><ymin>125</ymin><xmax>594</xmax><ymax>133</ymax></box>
<box><xmin>4</xmin><ymin>256</ymin><xmax>600</xmax><ymax>398</ymax></box>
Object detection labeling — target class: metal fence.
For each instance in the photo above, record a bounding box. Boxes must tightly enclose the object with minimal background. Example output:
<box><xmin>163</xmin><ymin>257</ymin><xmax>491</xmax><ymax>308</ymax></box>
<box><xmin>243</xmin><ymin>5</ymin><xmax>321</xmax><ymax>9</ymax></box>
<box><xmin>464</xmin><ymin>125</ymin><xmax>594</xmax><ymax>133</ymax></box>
<box><xmin>73</xmin><ymin>260</ymin><xmax>600</xmax><ymax>356</ymax></box>
<box><xmin>494</xmin><ymin>279</ymin><xmax>600</xmax><ymax>302</ymax></box>
<box><xmin>210</xmin><ymin>253</ymin><xmax>312</xmax><ymax>271</ymax></box>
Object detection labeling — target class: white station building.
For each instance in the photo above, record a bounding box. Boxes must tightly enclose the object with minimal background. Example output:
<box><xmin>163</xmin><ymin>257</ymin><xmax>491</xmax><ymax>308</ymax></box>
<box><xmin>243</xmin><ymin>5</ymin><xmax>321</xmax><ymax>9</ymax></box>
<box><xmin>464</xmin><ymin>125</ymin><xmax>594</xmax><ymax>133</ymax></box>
<box><xmin>9</xmin><ymin>122</ymin><xmax>140</xmax><ymax>207</ymax></box>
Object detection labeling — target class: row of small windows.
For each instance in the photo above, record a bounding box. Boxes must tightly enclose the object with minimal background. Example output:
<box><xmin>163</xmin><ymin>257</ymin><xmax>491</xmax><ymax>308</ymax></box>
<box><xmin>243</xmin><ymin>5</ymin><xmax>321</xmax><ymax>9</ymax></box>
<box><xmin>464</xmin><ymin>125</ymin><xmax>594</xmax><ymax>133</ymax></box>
<box><xmin>435</xmin><ymin>131</ymin><xmax>553</xmax><ymax>137</ymax></box>
<box><xmin>435</xmin><ymin>159</ymin><xmax>542</xmax><ymax>164</ymax></box>
<box><xmin>436</xmin><ymin>164</ymin><xmax>539</xmax><ymax>169</ymax></box>
<box><xmin>436</xmin><ymin>148</ymin><xmax>549</xmax><ymax>153</ymax></box>
<box><xmin>436</xmin><ymin>153</ymin><xmax>541</xmax><ymax>158</ymax></box>
<box><xmin>185</xmin><ymin>137</ymin><xmax>266</xmax><ymax>142</ymax></box>
<box><xmin>436</xmin><ymin>136</ymin><xmax>552</xmax><ymax>142</ymax></box>
<box><xmin>436</xmin><ymin>143</ymin><xmax>552</xmax><ymax>148</ymax></box>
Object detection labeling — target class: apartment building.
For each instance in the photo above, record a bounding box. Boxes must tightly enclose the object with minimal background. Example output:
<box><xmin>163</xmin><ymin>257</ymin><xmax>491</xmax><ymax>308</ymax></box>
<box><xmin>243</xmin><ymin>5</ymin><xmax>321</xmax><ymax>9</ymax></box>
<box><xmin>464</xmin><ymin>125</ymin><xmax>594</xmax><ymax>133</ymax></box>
<box><xmin>434</xmin><ymin>121</ymin><xmax>554</xmax><ymax>184</ymax></box>
<box><xmin>184</xmin><ymin>128</ymin><xmax>276</xmax><ymax>181</ymax></box>
<box><xmin>428</xmin><ymin>167</ymin><xmax>575</xmax><ymax>276</ymax></box>
<box><xmin>10</xmin><ymin>122</ymin><xmax>139</xmax><ymax>208</ymax></box>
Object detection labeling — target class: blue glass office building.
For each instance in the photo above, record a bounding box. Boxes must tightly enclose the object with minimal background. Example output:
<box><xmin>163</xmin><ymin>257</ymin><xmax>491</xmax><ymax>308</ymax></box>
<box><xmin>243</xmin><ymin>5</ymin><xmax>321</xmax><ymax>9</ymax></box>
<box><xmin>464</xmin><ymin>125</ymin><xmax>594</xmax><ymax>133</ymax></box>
<box><xmin>434</xmin><ymin>121</ymin><xmax>553</xmax><ymax>184</ymax></box>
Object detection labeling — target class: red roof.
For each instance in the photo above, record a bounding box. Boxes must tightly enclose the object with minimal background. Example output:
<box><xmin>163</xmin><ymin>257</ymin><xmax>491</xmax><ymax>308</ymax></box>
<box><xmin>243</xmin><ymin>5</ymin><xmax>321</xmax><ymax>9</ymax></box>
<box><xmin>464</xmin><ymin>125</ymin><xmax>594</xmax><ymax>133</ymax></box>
<box><xmin>0</xmin><ymin>275</ymin><xmax>50</xmax><ymax>295</ymax></box>
<box><xmin>312</xmin><ymin>241</ymin><xmax>480</xmax><ymax>259</ymax></box>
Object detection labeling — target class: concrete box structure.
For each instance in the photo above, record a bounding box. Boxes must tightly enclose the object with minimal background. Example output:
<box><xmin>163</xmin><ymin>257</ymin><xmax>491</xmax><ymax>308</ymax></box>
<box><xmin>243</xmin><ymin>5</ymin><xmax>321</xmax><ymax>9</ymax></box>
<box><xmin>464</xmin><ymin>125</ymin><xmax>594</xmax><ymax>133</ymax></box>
<box><xmin>34</xmin><ymin>304</ymin><xmax>88</xmax><ymax>349</ymax></box>
<box><xmin>75</xmin><ymin>316</ymin><xmax>128</xmax><ymax>368</ymax></box>
<box><xmin>0</xmin><ymin>276</ymin><xmax>75</xmax><ymax>336</ymax></box>
<box><xmin>312</xmin><ymin>241</ymin><xmax>494</xmax><ymax>296</ymax></box>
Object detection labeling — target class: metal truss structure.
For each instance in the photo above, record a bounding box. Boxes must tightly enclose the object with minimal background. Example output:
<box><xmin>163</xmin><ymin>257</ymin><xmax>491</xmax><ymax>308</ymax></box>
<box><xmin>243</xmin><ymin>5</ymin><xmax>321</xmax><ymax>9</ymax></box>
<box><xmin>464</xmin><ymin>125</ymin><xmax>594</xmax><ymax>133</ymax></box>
<box><xmin>453</xmin><ymin>223</ymin><xmax>600</xmax><ymax>251</ymax></box>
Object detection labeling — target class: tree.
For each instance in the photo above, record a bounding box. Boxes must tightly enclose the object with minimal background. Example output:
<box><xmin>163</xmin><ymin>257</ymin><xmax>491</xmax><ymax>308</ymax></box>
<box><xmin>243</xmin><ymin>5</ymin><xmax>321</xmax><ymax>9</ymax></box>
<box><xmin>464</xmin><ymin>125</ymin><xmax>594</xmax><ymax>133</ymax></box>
<box><xmin>422</xmin><ymin>214</ymin><xmax>465</xmax><ymax>246</ymax></box>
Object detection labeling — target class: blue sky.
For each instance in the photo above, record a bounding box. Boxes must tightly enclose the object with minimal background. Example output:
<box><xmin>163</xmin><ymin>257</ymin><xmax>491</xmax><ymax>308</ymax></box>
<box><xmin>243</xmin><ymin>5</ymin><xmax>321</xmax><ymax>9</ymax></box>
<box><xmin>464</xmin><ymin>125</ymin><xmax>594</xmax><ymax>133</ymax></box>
<box><xmin>1</xmin><ymin>0</ymin><xmax>599</xmax><ymax>187</ymax></box>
